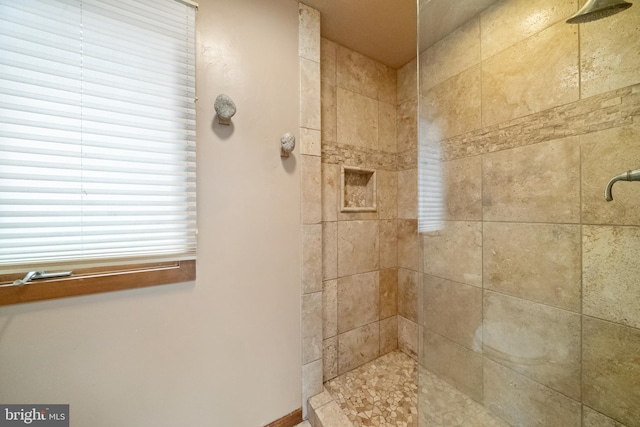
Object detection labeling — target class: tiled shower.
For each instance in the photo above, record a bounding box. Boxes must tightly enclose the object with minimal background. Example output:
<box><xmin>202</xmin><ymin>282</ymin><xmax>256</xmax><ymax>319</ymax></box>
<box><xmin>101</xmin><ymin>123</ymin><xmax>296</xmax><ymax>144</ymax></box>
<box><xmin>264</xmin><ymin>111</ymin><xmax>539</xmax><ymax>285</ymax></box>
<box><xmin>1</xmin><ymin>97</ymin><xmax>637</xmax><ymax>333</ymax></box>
<box><xmin>320</xmin><ymin>36</ymin><xmax>420</xmax><ymax>379</ymax></box>
<box><xmin>300</xmin><ymin>0</ymin><xmax>640</xmax><ymax>425</ymax></box>
<box><xmin>418</xmin><ymin>0</ymin><xmax>640</xmax><ymax>425</ymax></box>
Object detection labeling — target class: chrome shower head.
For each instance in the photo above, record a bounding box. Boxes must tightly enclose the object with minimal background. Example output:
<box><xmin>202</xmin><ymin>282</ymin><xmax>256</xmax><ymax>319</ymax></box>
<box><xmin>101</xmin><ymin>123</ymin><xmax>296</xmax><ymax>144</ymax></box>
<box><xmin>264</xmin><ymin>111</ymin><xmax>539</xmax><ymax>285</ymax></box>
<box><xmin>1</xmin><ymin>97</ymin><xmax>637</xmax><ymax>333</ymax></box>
<box><xmin>567</xmin><ymin>0</ymin><xmax>633</xmax><ymax>24</ymax></box>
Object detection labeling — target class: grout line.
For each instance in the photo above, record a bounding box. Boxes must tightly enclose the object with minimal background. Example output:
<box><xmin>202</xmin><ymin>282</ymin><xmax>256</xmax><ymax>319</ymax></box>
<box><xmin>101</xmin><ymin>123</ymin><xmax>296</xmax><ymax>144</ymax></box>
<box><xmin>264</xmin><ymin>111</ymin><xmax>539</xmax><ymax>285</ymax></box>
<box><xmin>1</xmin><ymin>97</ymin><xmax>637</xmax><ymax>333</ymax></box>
<box><xmin>578</xmin><ymin>112</ymin><xmax>585</xmax><ymax>427</ymax></box>
<box><xmin>483</xmin><ymin>356</ymin><xmax>582</xmax><ymax>404</ymax></box>
<box><xmin>577</xmin><ymin>16</ymin><xmax>582</xmax><ymax>101</ymax></box>
<box><xmin>483</xmin><ymin>288</ymin><xmax>581</xmax><ymax>316</ymax></box>
<box><xmin>582</xmin><ymin>313</ymin><xmax>640</xmax><ymax>333</ymax></box>
<box><xmin>423</xmin><ymin>323</ymin><xmax>482</xmax><ymax>356</ymax></box>
<box><xmin>479</xmin><ymin>15</ymin><xmax>484</xmax><ymax>132</ymax></box>
<box><xmin>480</xmin><ymin>150</ymin><xmax>486</xmax><ymax>403</ymax></box>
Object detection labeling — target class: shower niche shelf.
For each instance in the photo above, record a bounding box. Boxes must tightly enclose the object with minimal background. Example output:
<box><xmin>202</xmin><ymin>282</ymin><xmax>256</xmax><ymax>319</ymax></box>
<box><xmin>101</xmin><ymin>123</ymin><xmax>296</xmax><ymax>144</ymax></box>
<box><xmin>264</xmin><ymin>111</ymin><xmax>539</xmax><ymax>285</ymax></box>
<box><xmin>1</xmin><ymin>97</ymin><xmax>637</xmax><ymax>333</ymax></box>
<box><xmin>341</xmin><ymin>165</ymin><xmax>377</xmax><ymax>212</ymax></box>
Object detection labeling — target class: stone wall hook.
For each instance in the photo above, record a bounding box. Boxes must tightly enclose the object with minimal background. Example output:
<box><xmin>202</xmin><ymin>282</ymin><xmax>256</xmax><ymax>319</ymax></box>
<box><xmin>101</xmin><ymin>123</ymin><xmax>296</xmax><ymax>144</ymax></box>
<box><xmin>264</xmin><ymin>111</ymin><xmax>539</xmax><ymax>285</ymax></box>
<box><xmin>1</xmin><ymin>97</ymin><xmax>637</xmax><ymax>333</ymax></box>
<box><xmin>214</xmin><ymin>94</ymin><xmax>236</xmax><ymax>125</ymax></box>
<box><xmin>280</xmin><ymin>133</ymin><xmax>295</xmax><ymax>157</ymax></box>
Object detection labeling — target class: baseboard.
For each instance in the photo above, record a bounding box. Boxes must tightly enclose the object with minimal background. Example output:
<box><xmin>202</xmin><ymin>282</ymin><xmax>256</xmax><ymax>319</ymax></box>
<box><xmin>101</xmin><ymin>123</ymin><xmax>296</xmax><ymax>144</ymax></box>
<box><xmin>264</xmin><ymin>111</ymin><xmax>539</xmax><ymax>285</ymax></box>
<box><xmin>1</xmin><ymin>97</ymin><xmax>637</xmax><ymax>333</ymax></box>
<box><xmin>265</xmin><ymin>408</ymin><xmax>303</xmax><ymax>427</ymax></box>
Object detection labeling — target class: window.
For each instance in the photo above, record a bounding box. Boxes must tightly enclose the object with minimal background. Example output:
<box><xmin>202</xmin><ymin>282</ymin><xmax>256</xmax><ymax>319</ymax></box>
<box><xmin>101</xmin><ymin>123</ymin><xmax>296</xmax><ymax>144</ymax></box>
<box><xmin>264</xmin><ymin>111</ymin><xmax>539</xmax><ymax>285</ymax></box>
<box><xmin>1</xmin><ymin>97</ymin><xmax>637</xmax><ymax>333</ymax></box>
<box><xmin>0</xmin><ymin>0</ymin><xmax>197</xmax><ymax>305</ymax></box>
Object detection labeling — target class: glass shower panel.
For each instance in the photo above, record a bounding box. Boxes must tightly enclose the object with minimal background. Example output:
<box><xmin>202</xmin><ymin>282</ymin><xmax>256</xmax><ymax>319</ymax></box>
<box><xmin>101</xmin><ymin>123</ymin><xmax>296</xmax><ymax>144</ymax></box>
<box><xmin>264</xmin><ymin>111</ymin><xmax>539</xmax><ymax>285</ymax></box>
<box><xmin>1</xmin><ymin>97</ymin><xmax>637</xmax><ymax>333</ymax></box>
<box><xmin>417</xmin><ymin>0</ymin><xmax>640</xmax><ymax>426</ymax></box>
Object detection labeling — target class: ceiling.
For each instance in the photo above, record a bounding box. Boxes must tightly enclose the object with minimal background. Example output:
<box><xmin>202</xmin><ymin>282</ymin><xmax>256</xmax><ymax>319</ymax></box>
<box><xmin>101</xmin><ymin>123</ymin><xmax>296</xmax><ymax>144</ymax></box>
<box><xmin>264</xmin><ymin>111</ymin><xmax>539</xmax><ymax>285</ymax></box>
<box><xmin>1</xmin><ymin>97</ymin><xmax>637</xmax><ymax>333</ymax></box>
<box><xmin>301</xmin><ymin>0</ymin><xmax>417</xmax><ymax>69</ymax></box>
<box><xmin>301</xmin><ymin>0</ymin><xmax>498</xmax><ymax>69</ymax></box>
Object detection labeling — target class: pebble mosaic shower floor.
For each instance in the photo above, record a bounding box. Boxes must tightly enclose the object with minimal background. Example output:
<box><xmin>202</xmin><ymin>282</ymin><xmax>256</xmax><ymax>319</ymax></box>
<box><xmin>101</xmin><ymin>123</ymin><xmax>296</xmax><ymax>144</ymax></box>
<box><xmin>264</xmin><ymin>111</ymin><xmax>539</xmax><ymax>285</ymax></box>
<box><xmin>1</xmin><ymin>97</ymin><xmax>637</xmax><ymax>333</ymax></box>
<box><xmin>325</xmin><ymin>350</ymin><xmax>508</xmax><ymax>427</ymax></box>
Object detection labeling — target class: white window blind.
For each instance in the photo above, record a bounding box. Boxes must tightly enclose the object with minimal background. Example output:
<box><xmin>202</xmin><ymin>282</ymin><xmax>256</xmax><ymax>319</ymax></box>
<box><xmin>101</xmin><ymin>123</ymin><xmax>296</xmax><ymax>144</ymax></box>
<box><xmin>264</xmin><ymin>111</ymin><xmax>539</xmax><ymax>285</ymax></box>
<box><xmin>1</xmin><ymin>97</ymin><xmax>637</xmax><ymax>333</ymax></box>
<box><xmin>0</xmin><ymin>0</ymin><xmax>197</xmax><ymax>272</ymax></box>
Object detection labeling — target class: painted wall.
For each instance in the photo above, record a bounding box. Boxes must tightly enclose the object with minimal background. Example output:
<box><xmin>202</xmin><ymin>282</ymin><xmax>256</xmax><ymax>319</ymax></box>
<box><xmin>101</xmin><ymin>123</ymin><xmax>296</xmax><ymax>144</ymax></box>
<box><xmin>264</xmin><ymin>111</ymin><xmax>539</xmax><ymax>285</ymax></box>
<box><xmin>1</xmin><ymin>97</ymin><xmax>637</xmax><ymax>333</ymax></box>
<box><xmin>0</xmin><ymin>0</ymin><xmax>301</xmax><ymax>426</ymax></box>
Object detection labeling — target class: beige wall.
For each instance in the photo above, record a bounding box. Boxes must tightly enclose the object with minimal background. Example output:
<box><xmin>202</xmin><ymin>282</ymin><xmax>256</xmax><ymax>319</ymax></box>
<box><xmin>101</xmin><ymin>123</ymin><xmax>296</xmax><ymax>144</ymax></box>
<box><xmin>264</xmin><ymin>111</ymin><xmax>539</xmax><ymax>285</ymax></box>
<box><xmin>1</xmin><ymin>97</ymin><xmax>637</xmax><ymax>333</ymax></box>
<box><xmin>0</xmin><ymin>1</ymin><xmax>302</xmax><ymax>426</ymax></box>
<box><xmin>419</xmin><ymin>0</ymin><xmax>640</xmax><ymax>426</ymax></box>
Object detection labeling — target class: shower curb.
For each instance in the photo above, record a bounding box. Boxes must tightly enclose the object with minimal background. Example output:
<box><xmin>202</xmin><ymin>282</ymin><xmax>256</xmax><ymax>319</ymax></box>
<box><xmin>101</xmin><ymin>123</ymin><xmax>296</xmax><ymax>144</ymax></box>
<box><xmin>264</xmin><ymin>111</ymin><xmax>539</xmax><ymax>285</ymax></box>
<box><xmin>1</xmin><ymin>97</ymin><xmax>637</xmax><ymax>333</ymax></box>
<box><xmin>307</xmin><ymin>388</ymin><xmax>353</xmax><ymax>427</ymax></box>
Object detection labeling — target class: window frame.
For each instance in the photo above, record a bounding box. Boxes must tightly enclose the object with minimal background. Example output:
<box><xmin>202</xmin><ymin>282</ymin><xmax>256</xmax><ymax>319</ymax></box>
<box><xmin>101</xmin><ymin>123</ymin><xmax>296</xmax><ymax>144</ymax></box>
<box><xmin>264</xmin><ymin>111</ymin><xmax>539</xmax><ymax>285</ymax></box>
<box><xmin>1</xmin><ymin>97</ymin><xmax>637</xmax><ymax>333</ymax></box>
<box><xmin>0</xmin><ymin>260</ymin><xmax>195</xmax><ymax>306</ymax></box>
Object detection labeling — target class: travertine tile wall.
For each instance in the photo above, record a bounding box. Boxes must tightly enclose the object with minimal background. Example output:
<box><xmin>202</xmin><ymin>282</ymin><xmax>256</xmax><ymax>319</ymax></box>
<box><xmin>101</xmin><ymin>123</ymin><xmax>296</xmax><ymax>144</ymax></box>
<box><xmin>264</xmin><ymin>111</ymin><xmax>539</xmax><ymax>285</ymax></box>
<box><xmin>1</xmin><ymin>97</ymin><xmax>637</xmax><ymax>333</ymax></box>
<box><xmin>320</xmin><ymin>38</ymin><xmax>410</xmax><ymax>381</ymax></box>
<box><xmin>418</xmin><ymin>1</ymin><xmax>640</xmax><ymax>426</ymax></box>
<box><xmin>299</xmin><ymin>3</ymin><xmax>322</xmax><ymax>419</ymax></box>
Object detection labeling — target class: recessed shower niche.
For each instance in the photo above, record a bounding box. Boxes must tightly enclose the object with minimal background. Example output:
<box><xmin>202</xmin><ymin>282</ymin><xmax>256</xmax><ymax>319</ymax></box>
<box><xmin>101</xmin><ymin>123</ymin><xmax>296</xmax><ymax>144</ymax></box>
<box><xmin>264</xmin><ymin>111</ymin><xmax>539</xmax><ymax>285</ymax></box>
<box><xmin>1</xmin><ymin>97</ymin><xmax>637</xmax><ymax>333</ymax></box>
<box><xmin>340</xmin><ymin>165</ymin><xmax>377</xmax><ymax>212</ymax></box>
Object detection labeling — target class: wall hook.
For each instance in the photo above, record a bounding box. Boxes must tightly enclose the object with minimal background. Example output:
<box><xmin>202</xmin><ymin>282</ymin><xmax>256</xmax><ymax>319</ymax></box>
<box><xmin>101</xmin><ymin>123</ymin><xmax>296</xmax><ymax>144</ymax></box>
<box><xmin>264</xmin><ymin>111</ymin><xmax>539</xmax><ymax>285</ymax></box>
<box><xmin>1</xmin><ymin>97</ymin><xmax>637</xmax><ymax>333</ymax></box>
<box><xmin>214</xmin><ymin>94</ymin><xmax>236</xmax><ymax>125</ymax></box>
<box><xmin>280</xmin><ymin>133</ymin><xmax>295</xmax><ymax>157</ymax></box>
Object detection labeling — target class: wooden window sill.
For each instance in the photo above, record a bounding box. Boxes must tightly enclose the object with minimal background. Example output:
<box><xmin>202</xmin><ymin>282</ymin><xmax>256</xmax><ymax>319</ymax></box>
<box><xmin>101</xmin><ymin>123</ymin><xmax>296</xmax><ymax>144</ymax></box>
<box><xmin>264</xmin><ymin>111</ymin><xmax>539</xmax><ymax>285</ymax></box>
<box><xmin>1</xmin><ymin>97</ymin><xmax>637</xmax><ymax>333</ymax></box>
<box><xmin>0</xmin><ymin>260</ymin><xmax>195</xmax><ymax>306</ymax></box>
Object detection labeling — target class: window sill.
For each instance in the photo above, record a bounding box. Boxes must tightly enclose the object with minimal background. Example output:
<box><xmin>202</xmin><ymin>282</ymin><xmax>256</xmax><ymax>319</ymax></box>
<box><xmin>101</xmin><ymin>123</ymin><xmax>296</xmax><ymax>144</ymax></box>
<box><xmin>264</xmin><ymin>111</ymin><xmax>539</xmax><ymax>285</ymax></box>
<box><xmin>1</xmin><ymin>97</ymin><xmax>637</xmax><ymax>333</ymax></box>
<box><xmin>0</xmin><ymin>260</ymin><xmax>195</xmax><ymax>306</ymax></box>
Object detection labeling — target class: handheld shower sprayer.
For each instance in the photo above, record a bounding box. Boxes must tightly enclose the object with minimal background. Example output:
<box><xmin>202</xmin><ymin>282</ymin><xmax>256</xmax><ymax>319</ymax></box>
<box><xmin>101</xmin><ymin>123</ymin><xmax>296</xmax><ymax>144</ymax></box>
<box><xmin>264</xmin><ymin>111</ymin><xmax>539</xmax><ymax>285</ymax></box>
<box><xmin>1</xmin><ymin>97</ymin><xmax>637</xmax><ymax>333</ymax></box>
<box><xmin>605</xmin><ymin>169</ymin><xmax>640</xmax><ymax>201</ymax></box>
